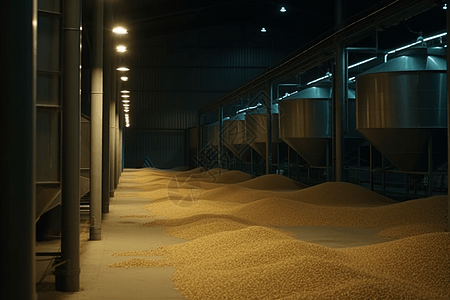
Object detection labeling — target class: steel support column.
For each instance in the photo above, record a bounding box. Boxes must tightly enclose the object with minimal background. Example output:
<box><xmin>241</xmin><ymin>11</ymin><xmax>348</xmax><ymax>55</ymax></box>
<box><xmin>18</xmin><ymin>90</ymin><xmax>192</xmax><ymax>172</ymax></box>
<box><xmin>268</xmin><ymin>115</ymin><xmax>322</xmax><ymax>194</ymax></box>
<box><xmin>266</xmin><ymin>84</ymin><xmax>273</xmax><ymax>175</ymax></box>
<box><xmin>119</xmin><ymin>109</ymin><xmax>124</xmax><ymax>173</ymax></box>
<box><xmin>102</xmin><ymin>3</ymin><xmax>112</xmax><ymax>213</ymax></box>
<box><xmin>218</xmin><ymin>106</ymin><xmax>223</xmax><ymax>167</ymax></box>
<box><xmin>115</xmin><ymin>92</ymin><xmax>120</xmax><ymax>187</ymax></box>
<box><xmin>1</xmin><ymin>1</ymin><xmax>37</xmax><ymax>298</ymax></box>
<box><xmin>447</xmin><ymin>5</ymin><xmax>450</xmax><ymax>230</ymax></box>
<box><xmin>370</xmin><ymin>143</ymin><xmax>374</xmax><ymax>191</ymax></box>
<box><xmin>110</xmin><ymin>49</ymin><xmax>116</xmax><ymax>196</ymax></box>
<box><xmin>89</xmin><ymin>0</ymin><xmax>104</xmax><ymax>241</ymax></box>
<box><xmin>335</xmin><ymin>0</ymin><xmax>345</xmax><ymax>182</ymax></box>
<box><xmin>56</xmin><ymin>0</ymin><xmax>82</xmax><ymax>291</ymax></box>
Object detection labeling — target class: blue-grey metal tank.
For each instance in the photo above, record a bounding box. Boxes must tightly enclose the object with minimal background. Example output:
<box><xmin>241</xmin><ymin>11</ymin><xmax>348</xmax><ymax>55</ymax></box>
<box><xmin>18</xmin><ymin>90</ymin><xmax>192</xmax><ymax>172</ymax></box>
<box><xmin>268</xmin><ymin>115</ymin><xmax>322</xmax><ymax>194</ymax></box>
<box><xmin>278</xmin><ymin>81</ymin><xmax>357</xmax><ymax>166</ymax></box>
<box><xmin>245</xmin><ymin>105</ymin><xmax>279</xmax><ymax>161</ymax></box>
<box><xmin>356</xmin><ymin>46</ymin><xmax>447</xmax><ymax>171</ymax></box>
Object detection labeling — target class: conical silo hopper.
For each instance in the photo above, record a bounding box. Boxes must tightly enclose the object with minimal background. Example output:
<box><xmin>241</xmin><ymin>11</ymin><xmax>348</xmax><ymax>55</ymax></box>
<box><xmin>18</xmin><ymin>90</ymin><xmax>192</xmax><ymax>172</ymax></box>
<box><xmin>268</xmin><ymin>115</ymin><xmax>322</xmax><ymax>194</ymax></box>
<box><xmin>356</xmin><ymin>47</ymin><xmax>447</xmax><ymax>172</ymax></box>
<box><xmin>245</xmin><ymin>105</ymin><xmax>279</xmax><ymax>163</ymax></box>
<box><xmin>223</xmin><ymin>113</ymin><xmax>251</xmax><ymax>162</ymax></box>
<box><xmin>278</xmin><ymin>81</ymin><xmax>356</xmax><ymax>166</ymax></box>
<box><xmin>206</xmin><ymin>123</ymin><xmax>219</xmax><ymax>148</ymax></box>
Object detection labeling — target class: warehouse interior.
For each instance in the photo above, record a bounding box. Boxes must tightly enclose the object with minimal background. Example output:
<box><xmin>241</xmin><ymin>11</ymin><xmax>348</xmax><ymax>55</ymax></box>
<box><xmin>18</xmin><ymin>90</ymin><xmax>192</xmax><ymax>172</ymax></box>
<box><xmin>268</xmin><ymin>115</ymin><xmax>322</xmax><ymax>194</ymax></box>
<box><xmin>1</xmin><ymin>0</ymin><xmax>450</xmax><ymax>299</ymax></box>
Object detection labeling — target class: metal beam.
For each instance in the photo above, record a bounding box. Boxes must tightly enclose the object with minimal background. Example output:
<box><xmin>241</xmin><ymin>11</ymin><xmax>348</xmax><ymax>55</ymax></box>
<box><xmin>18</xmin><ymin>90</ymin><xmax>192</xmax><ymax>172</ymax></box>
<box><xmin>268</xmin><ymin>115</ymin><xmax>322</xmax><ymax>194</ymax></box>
<box><xmin>56</xmin><ymin>0</ymin><xmax>81</xmax><ymax>291</ymax></box>
<box><xmin>1</xmin><ymin>0</ymin><xmax>37</xmax><ymax>298</ymax></box>
<box><xmin>199</xmin><ymin>0</ymin><xmax>439</xmax><ymax>115</ymax></box>
<box><xmin>90</xmin><ymin>0</ymin><xmax>104</xmax><ymax>241</ymax></box>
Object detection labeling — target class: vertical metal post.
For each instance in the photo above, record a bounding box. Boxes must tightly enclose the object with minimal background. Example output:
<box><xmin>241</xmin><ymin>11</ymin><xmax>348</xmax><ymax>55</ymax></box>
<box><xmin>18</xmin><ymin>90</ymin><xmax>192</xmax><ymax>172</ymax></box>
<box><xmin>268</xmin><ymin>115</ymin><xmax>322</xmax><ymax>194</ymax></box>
<box><xmin>369</xmin><ymin>143</ymin><xmax>374</xmax><ymax>191</ymax></box>
<box><xmin>326</xmin><ymin>140</ymin><xmax>331</xmax><ymax>182</ymax></box>
<box><xmin>197</xmin><ymin>114</ymin><xmax>202</xmax><ymax>167</ymax></box>
<box><xmin>110</xmin><ymin>49</ymin><xmax>116</xmax><ymax>196</ymax></box>
<box><xmin>335</xmin><ymin>0</ymin><xmax>345</xmax><ymax>182</ymax></box>
<box><xmin>56</xmin><ymin>0</ymin><xmax>81</xmax><ymax>291</ymax></box>
<box><xmin>119</xmin><ymin>109</ymin><xmax>124</xmax><ymax>172</ymax></box>
<box><xmin>357</xmin><ymin>139</ymin><xmax>361</xmax><ymax>185</ymax></box>
<box><xmin>102</xmin><ymin>3</ymin><xmax>111</xmax><ymax>213</ymax></box>
<box><xmin>115</xmin><ymin>83</ymin><xmax>120</xmax><ymax>187</ymax></box>
<box><xmin>447</xmin><ymin>6</ymin><xmax>450</xmax><ymax>231</ymax></box>
<box><xmin>428</xmin><ymin>135</ymin><xmax>433</xmax><ymax>196</ymax></box>
<box><xmin>250</xmin><ymin>148</ymin><xmax>254</xmax><ymax>175</ymax></box>
<box><xmin>381</xmin><ymin>155</ymin><xmax>386</xmax><ymax>195</ymax></box>
<box><xmin>90</xmin><ymin>0</ymin><xmax>104</xmax><ymax>241</ymax></box>
<box><xmin>287</xmin><ymin>146</ymin><xmax>291</xmax><ymax>178</ymax></box>
<box><xmin>1</xmin><ymin>0</ymin><xmax>37</xmax><ymax>298</ymax></box>
<box><xmin>266</xmin><ymin>84</ymin><xmax>273</xmax><ymax>175</ymax></box>
<box><xmin>218</xmin><ymin>106</ymin><xmax>223</xmax><ymax>168</ymax></box>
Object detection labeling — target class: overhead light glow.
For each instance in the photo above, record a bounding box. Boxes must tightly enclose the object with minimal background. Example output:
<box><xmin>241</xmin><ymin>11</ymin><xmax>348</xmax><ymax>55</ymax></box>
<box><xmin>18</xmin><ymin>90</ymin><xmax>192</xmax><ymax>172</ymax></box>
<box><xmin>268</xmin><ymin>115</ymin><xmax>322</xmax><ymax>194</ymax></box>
<box><xmin>123</xmin><ymin>104</ymin><xmax>130</xmax><ymax>107</ymax></box>
<box><xmin>120</xmin><ymin>76</ymin><xmax>128</xmax><ymax>81</ymax></box>
<box><xmin>113</xmin><ymin>27</ymin><xmax>128</xmax><ymax>35</ymax></box>
<box><xmin>121</xmin><ymin>90</ymin><xmax>130</xmax><ymax>94</ymax></box>
<box><xmin>423</xmin><ymin>32</ymin><xmax>447</xmax><ymax>42</ymax></box>
<box><xmin>261</xmin><ymin>27</ymin><xmax>267</xmax><ymax>33</ymax></box>
<box><xmin>348</xmin><ymin>57</ymin><xmax>377</xmax><ymax>69</ymax></box>
<box><xmin>280</xmin><ymin>7</ymin><xmax>286</xmax><ymax>13</ymax></box>
<box><xmin>124</xmin><ymin>109</ymin><xmax>130</xmax><ymax>112</ymax></box>
<box><xmin>116</xmin><ymin>45</ymin><xmax>127</xmax><ymax>52</ymax></box>
<box><xmin>306</xmin><ymin>72</ymin><xmax>331</xmax><ymax>85</ymax></box>
<box><xmin>122</xmin><ymin>100</ymin><xmax>130</xmax><ymax>103</ymax></box>
<box><xmin>122</xmin><ymin>95</ymin><xmax>130</xmax><ymax>98</ymax></box>
<box><xmin>444</xmin><ymin>3</ymin><xmax>447</xmax><ymax>9</ymax></box>
<box><xmin>236</xmin><ymin>103</ymin><xmax>263</xmax><ymax>114</ymax></box>
<box><xmin>116</xmin><ymin>67</ymin><xmax>130</xmax><ymax>71</ymax></box>
<box><xmin>384</xmin><ymin>32</ymin><xmax>448</xmax><ymax>62</ymax></box>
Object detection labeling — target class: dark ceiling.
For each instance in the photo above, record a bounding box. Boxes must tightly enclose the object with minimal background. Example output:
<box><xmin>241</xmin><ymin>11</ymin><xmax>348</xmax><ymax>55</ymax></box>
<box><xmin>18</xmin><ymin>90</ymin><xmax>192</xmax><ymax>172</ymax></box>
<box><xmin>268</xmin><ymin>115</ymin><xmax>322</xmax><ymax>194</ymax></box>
<box><xmin>82</xmin><ymin>0</ymin><xmax>420</xmax><ymax>44</ymax></box>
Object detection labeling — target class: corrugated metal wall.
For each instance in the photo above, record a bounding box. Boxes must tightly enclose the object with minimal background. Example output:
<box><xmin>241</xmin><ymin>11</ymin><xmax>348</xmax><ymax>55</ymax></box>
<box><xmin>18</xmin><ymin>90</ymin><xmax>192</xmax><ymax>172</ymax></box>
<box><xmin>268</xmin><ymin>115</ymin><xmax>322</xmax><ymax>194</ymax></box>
<box><xmin>125</xmin><ymin>21</ymin><xmax>304</xmax><ymax>168</ymax></box>
<box><xmin>125</xmin><ymin>130</ymin><xmax>186</xmax><ymax>169</ymax></box>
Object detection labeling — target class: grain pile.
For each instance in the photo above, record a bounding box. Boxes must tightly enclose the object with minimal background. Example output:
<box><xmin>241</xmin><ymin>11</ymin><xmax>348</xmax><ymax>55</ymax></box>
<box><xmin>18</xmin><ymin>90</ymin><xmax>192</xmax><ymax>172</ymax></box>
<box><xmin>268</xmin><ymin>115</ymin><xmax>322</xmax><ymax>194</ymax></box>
<box><xmin>112</xmin><ymin>167</ymin><xmax>449</xmax><ymax>299</ymax></box>
<box><xmin>110</xmin><ymin>227</ymin><xmax>450</xmax><ymax>299</ymax></box>
<box><xmin>237</xmin><ymin>174</ymin><xmax>308</xmax><ymax>190</ymax></box>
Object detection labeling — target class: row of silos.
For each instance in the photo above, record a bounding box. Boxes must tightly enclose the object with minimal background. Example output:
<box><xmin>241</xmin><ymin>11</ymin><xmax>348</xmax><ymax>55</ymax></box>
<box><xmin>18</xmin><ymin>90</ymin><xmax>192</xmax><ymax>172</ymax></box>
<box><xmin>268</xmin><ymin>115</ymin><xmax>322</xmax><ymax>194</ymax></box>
<box><xmin>204</xmin><ymin>46</ymin><xmax>447</xmax><ymax>175</ymax></box>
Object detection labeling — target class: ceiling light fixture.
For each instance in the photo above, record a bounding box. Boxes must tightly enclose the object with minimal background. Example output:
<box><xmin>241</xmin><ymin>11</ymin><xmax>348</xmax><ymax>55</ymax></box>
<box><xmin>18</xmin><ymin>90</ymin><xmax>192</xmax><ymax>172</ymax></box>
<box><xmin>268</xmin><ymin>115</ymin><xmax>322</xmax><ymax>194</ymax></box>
<box><xmin>112</xmin><ymin>27</ymin><xmax>128</xmax><ymax>34</ymax></box>
<box><xmin>116</xmin><ymin>67</ymin><xmax>130</xmax><ymax>71</ymax></box>
<box><xmin>122</xmin><ymin>100</ymin><xmax>130</xmax><ymax>103</ymax></box>
<box><xmin>280</xmin><ymin>7</ymin><xmax>286</xmax><ymax>13</ymax></box>
<box><xmin>116</xmin><ymin>45</ymin><xmax>127</xmax><ymax>53</ymax></box>
<box><xmin>123</xmin><ymin>104</ymin><xmax>130</xmax><ymax>107</ymax></box>
<box><xmin>444</xmin><ymin>3</ymin><xmax>447</xmax><ymax>9</ymax></box>
<box><xmin>261</xmin><ymin>27</ymin><xmax>267</xmax><ymax>33</ymax></box>
<box><xmin>122</xmin><ymin>95</ymin><xmax>130</xmax><ymax>98</ymax></box>
<box><xmin>121</xmin><ymin>90</ymin><xmax>130</xmax><ymax>94</ymax></box>
<box><xmin>120</xmin><ymin>76</ymin><xmax>128</xmax><ymax>81</ymax></box>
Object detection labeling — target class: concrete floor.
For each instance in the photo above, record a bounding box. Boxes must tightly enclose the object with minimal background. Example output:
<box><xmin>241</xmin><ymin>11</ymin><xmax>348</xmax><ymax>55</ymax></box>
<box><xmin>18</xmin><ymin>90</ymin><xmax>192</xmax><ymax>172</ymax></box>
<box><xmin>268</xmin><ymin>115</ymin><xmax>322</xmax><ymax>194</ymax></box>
<box><xmin>36</xmin><ymin>169</ymin><xmax>390</xmax><ymax>300</ymax></box>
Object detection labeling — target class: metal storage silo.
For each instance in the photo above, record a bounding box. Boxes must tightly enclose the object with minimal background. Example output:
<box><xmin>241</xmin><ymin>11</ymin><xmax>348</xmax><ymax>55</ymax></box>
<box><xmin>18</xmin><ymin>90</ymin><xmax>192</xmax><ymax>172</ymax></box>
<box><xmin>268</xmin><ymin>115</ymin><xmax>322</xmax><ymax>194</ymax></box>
<box><xmin>278</xmin><ymin>81</ymin><xmax>357</xmax><ymax>166</ymax></box>
<box><xmin>223</xmin><ymin>113</ymin><xmax>251</xmax><ymax>162</ymax></box>
<box><xmin>356</xmin><ymin>47</ymin><xmax>447</xmax><ymax>171</ymax></box>
<box><xmin>245</xmin><ymin>105</ymin><xmax>279</xmax><ymax>162</ymax></box>
<box><xmin>206</xmin><ymin>122</ymin><xmax>220</xmax><ymax>148</ymax></box>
